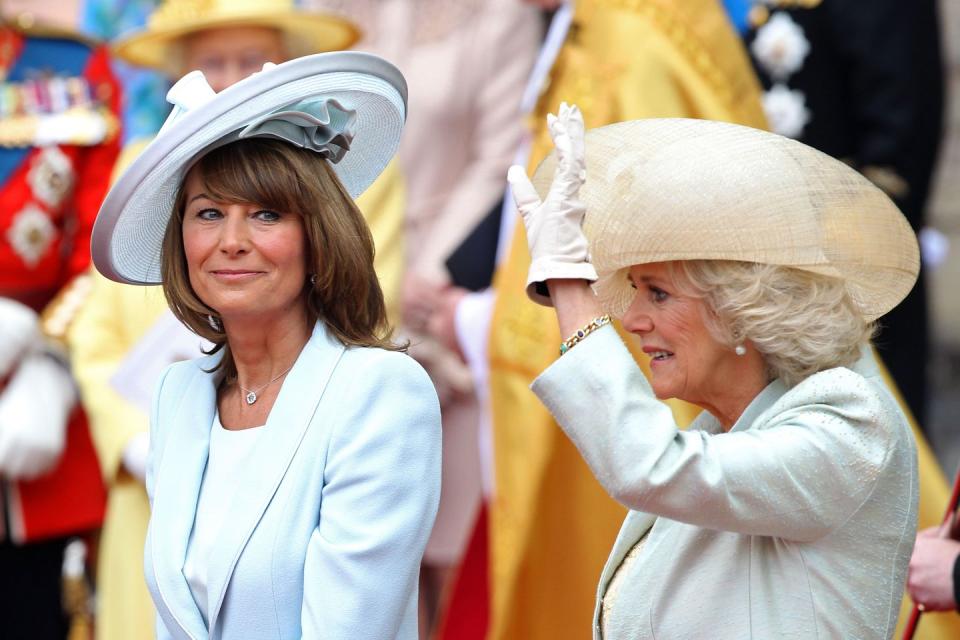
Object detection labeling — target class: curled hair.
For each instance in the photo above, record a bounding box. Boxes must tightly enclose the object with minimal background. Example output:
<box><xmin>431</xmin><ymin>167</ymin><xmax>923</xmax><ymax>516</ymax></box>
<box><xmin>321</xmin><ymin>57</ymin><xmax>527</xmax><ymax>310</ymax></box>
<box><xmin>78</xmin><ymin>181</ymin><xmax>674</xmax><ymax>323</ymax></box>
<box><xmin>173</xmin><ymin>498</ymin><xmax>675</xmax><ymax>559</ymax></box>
<box><xmin>161</xmin><ymin>138</ymin><xmax>401</xmax><ymax>382</ymax></box>
<box><xmin>672</xmin><ymin>261</ymin><xmax>874</xmax><ymax>387</ymax></box>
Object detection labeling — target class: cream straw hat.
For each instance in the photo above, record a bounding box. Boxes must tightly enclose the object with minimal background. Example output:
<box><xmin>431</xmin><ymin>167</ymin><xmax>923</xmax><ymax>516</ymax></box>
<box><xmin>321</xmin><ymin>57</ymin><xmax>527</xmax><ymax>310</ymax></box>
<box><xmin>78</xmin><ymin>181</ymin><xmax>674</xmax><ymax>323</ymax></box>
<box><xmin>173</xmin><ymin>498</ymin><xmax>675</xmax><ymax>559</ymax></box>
<box><xmin>531</xmin><ymin>118</ymin><xmax>919</xmax><ymax>321</ymax></box>
<box><xmin>112</xmin><ymin>0</ymin><xmax>359</xmax><ymax>76</ymax></box>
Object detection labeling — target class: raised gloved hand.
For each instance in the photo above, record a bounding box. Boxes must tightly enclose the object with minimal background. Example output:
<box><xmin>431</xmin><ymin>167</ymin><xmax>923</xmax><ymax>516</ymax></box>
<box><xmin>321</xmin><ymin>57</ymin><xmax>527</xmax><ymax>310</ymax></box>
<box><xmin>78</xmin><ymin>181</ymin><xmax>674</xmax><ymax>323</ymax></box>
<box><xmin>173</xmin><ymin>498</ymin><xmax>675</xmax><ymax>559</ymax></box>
<box><xmin>507</xmin><ymin>102</ymin><xmax>597</xmax><ymax>306</ymax></box>
<box><xmin>0</xmin><ymin>352</ymin><xmax>77</xmax><ymax>480</ymax></box>
<box><xmin>0</xmin><ymin>298</ymin><xmax>40</xmax><ymax>380</ymax></box>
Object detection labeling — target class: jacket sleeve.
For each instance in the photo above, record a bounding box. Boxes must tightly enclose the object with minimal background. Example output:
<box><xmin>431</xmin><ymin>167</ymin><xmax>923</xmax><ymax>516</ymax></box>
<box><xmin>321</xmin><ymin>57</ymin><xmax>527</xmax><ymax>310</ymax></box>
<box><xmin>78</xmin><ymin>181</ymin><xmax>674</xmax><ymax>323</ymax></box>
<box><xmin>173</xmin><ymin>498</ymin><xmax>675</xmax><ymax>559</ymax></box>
<box><xmin>531</xmin><ymin>325</ymin><xmax>897</xmax><ymax>542</ymax></box>
<box><xmin>300</xmin><ymin>352</ymin><xmax>441</xmax><ymax>639</ymax></box>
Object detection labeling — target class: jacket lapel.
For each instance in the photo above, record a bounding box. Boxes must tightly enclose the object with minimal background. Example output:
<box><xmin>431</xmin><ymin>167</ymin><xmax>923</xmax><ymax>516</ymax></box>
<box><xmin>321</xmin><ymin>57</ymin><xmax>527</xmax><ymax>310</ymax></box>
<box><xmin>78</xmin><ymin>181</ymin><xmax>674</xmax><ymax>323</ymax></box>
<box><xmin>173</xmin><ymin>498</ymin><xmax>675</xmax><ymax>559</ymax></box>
<box><xmin>149</xmin><ymin>355</ymin><xmax>220</xmax><ymax>640</ymax></box>
<box><xmin>205</xmin><ymin>322</ymin><xmax>345</xmax><ymax>633</ymax></box>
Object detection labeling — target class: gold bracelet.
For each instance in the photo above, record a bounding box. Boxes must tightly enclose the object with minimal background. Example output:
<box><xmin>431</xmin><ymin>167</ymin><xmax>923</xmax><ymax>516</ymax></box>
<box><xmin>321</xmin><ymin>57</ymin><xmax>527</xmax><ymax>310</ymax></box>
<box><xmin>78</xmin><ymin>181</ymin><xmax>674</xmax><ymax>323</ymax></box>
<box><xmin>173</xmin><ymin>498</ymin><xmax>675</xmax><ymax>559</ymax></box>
<box><xmin>560</xmin><ymin>315</ymin><xmax>611</xmax><ymax>355</ymax></box>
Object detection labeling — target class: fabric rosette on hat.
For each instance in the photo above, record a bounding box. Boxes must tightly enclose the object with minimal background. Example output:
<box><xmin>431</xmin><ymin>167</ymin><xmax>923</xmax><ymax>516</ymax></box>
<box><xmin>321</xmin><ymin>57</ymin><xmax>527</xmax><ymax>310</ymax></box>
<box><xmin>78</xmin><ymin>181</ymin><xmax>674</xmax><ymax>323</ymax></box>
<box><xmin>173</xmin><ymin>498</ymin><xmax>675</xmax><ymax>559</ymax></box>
<box><xmin>530</xmin><ymin>118</ymin><xmax>919</xmax><ymax>322</ymax></box>
<box><xmin>91</xmin><ymin>52</ymin><xmax>406</xmax><ymax>285</ymax></box>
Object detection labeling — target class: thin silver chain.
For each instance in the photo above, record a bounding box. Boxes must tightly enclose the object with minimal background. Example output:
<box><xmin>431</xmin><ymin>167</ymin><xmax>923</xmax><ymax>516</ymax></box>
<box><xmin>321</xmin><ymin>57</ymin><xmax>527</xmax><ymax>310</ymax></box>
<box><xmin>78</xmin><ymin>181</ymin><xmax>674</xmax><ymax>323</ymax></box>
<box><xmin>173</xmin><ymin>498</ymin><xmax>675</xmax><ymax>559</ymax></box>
<box><xmin>238</xmin><ymin>365</ymin><xmax>294</xmax><ymax>406</ymax></box>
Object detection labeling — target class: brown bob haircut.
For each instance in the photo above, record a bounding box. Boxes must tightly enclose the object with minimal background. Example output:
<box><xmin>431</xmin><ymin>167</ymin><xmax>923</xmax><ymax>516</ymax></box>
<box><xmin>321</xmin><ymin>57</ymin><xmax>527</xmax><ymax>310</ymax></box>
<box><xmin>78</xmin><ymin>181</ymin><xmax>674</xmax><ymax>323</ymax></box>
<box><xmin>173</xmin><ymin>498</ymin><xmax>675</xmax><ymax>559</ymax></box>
<box><xmin>161</xmin><ymin>137</ymin><xmax>399</xmax><ymax>382</ymax></box>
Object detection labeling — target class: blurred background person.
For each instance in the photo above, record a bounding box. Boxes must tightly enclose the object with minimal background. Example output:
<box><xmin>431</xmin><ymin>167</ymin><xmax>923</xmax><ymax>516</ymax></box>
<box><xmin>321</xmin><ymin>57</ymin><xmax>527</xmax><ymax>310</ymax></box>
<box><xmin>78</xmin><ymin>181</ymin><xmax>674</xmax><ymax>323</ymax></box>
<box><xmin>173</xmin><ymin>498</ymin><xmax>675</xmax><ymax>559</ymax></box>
<box><xmin>63</xmin><ymin>2</ymin><xmax>408</xmax><ymax>639</ymax></box>
<box><xmin>737</xmin><ymin>0</ymin><xmax>944</xmax><ymax>431</ymax></box>
<box><xmin>306</xmin><ymin>1</ymin><xmax>542</xmax><ymax>633</ymax></box>
<box><xmin>0</xmin><ymin>1</ymin><xmax>120</xmax><ymax>637</ymax></box>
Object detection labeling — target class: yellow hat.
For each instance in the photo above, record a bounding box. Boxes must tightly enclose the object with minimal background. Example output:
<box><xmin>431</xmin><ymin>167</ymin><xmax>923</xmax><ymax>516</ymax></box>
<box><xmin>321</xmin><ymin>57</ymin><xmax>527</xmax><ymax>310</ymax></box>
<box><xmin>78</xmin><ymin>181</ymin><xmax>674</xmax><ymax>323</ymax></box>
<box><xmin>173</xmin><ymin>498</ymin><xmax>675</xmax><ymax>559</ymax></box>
<box><xmin>112</xmin><ymin>0</ymin><xmax>359</xmax><ymax>75</ymax></box>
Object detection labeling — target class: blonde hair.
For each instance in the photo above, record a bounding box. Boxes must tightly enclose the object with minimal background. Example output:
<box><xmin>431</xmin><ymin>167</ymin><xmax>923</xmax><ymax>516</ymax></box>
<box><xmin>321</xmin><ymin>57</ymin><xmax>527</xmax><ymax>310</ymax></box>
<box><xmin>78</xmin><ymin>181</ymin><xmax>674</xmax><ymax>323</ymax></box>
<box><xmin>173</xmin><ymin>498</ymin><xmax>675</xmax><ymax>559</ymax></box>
<box><xmin>161</xmin><ymin>138</ymin><xmax>400</xmax><ymax>382</ymax></box>
<box><xmin>672</xmin><ymin>260</ymin><xmax>873</xmax><ymax>387</ymax></box>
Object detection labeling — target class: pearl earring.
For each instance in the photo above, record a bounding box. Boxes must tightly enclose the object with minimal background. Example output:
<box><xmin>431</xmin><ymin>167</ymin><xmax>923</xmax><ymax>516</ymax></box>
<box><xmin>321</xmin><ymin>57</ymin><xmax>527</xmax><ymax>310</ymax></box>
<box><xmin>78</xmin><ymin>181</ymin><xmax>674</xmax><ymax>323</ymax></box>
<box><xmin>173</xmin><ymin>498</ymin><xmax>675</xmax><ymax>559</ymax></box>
<box><xmin>734</xmin><ymin>344</ymin><xmax>746</xmax><ymax>356</ymax></box>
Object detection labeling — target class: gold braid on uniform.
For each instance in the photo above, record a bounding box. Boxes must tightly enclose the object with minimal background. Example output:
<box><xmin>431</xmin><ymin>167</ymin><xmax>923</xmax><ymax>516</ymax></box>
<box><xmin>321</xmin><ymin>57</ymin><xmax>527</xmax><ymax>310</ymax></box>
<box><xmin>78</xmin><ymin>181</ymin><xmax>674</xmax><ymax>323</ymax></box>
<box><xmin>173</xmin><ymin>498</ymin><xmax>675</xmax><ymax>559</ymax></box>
<box><xmin>589</xmin><ymin>0</ymin><xmax>765</xmax><ymax>124</ymax></box>
<box><xmin>39</xmin><ymin>272</ymin><xmax>93</xmax><ymax>360</ymax></box>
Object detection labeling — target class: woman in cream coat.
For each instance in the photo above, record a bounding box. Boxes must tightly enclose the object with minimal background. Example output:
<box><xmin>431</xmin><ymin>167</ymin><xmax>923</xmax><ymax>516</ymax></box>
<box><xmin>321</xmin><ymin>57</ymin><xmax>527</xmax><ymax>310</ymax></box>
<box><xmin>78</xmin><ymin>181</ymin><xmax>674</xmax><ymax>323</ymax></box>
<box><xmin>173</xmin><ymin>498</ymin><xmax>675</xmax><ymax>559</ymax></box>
<box><xmin>91</xmin><ymin>55</ymin><xmax>440</xmax><ymax>639</ymax></box>
<box><xmin>507</xmin><ymin>105</ymin><xmax>920</xmax><ymax>638</ymax></box>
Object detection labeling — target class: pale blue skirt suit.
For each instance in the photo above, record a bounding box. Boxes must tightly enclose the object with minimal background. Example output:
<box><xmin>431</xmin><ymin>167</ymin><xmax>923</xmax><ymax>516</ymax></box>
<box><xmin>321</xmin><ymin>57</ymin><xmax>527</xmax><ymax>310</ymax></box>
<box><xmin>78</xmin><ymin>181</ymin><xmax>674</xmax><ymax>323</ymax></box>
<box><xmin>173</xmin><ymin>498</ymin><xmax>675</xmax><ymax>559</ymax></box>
<box><xmin>144</xmin><ymin>322</ymin><xmax>441</xmax><ymax>640</ymax></box>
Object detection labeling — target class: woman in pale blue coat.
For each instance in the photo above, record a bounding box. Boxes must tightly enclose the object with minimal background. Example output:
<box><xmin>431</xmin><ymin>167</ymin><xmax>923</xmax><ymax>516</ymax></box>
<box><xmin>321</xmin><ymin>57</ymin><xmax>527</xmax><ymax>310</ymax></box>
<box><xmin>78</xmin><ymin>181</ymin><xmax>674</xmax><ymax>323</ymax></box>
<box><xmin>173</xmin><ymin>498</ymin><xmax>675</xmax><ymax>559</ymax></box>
<box><xmin>90</xmin><ymin>54</ymin><xmax>441</xmax><ymax>639</ymax></box>
<box><xmin>506</xmin><ymin>104</ymin><xmax>921</xmax><ymax>638</ymax></box>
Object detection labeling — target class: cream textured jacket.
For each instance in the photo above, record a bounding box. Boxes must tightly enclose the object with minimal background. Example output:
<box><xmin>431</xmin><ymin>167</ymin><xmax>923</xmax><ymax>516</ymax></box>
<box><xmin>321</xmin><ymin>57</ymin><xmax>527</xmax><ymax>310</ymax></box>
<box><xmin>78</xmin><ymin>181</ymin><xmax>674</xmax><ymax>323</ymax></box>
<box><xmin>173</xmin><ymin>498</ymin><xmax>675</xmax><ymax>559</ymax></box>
<box><xmin>531</xmin><ymin>325</ymin><xmax>918</xmax><ymax>639</ymax></box>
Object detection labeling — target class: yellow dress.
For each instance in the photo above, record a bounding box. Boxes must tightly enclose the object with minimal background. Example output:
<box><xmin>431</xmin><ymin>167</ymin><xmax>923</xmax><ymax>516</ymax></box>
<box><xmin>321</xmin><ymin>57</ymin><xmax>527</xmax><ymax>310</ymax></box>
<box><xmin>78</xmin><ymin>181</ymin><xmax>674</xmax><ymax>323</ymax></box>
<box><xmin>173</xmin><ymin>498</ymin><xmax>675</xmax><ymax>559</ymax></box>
<box><xmin>67</xmin><ymin>140</ymin><xmax>406</xmax><ymax>640</ymax></box>
<box><xmin>486</xmin><ymin>1</ymin><xmax>957</xmax><ymax>639</ymax></box>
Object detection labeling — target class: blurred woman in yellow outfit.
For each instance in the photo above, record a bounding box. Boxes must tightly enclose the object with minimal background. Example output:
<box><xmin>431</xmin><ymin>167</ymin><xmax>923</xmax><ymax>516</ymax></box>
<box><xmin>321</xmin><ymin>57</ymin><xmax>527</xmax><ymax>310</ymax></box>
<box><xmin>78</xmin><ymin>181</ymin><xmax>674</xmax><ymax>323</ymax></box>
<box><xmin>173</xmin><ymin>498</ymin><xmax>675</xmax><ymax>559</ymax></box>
<box><xmin>63</xmin><ymin>2</ymin><xmax>406</xmax><ymax>639</ymax></box>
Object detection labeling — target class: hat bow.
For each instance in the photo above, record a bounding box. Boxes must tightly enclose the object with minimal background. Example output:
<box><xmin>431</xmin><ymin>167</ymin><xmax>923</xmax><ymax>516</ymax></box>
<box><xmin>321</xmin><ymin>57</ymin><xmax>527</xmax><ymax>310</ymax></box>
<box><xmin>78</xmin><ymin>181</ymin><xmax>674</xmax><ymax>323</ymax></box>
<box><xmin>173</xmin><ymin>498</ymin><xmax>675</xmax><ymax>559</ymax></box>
<box><xmin>159</xmin><ymin>64</ymin><xmax>357</xmax><ymax>163</ymax></box>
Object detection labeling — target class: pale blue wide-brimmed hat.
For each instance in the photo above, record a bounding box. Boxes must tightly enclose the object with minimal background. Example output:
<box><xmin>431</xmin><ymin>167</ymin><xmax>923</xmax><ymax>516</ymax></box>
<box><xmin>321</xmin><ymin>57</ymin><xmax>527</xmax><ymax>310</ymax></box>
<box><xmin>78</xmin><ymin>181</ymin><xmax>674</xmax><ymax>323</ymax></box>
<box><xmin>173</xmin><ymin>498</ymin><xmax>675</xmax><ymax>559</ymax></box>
<box><xmin>92</xmin><ymin>51</ymin><xmax>406</xmax><ymax>285</ymax></box>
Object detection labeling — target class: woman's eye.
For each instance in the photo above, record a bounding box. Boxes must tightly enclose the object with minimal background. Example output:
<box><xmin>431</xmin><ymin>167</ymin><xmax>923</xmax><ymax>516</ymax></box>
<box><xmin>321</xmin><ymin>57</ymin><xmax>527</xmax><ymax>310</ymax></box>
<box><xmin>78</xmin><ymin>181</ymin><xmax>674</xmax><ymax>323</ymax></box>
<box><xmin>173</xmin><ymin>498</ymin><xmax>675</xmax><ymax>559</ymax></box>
<box><xmin>254</xmin><ymin>209</ymin><xmax>281</xmax><ymax>222</ymax></box>
<box><xmin>649</xmin><ymin>286</ymin><xmax>669</xmax><ymax>303</ymax></box>
<box><xmin>196</xmin><ymin>208</ymin><xmax>221</xmax><ymax>221</ymax></box>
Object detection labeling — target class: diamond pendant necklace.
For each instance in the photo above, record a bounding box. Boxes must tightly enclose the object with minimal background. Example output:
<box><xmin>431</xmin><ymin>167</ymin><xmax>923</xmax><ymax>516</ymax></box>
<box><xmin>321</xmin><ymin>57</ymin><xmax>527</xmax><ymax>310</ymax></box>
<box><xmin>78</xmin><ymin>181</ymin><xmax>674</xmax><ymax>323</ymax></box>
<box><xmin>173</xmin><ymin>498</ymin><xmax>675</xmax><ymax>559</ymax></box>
<box><xmin>238</xmin><ymin>364</ymin><xmax>294</xmax><ymax>406</ymax></box>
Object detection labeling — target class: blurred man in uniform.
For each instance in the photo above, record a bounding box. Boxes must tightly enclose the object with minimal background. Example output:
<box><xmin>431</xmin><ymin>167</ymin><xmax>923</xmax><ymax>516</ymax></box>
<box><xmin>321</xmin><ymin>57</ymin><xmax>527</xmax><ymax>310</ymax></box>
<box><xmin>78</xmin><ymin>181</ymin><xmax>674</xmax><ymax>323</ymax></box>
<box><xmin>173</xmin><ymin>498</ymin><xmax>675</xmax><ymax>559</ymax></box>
<box><xmin>740</xmin><ymin>0</ymin><xmax>944</xmax><ymax>429</ymax></box>
<box><xmin>0</xmin><ymin>6</ymin><xmax>120</xmax><ymax>638</ymax></box>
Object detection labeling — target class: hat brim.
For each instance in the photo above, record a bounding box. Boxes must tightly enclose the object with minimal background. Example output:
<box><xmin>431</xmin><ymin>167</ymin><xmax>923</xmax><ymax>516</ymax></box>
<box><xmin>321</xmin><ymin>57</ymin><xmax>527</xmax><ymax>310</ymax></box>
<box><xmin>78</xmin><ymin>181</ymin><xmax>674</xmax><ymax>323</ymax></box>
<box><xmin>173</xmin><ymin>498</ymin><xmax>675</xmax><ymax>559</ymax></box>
<box><xmin>112</xmin><ymin>12</ymin><xmax>359</xmax><ymax>75</ymax></box>
<box><xmin>531</xmin><ymin>118</ymin><xmax>919</xmax><ymax>322</ymax></box>
<box><xmin>92</xmin><ymin>51</ymin><xmax>406</xmax><ymax>285</ymax></box>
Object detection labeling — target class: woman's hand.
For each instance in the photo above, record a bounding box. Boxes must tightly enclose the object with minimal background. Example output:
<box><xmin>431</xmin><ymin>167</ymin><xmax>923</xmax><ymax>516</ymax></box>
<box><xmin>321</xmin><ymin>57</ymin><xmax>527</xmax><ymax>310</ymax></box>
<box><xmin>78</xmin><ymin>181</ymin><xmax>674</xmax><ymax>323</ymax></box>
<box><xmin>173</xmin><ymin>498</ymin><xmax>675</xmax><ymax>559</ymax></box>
<box><xmin>425</xmin><ymin>285</ymin><xmax>468</xmax><ymax>360</ymax></box>
<box><xmin>401</xmin><ymin>272</ymin><xmax>445</xmax><ymax>333</ymax></box>
<box><xmin>508</xmin><ymin>102</ymin><xmax>597</xmax><ymax>307</ymax></box>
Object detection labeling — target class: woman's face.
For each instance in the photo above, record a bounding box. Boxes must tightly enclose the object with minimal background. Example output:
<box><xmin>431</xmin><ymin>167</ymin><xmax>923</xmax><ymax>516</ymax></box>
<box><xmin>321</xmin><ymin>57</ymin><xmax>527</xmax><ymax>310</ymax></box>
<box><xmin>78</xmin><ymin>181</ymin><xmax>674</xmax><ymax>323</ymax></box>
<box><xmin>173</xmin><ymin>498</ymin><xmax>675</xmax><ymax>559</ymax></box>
<box><xmin>182</xmin><ymin>26</ymin><xmax>287</xmax><ymax>92</ymax></box>
<box><xmin>621</xmin><ymin>262</ymin><xmax>737</xmax><ymax>406</ymax></box>
<box><xmin>181</xmin><ymin>168</ymin><xmax>307</xmax><ymax>325</ymax></box>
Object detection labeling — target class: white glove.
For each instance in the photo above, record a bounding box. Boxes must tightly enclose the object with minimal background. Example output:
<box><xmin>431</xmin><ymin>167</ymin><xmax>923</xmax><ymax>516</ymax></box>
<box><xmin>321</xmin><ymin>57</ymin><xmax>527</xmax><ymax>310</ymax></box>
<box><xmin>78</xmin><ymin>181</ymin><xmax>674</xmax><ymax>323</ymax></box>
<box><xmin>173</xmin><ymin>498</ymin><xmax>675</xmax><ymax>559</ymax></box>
<box><xmin>121</xmin><ymin>431</ymin><xmax>150</xmax><ymax>483</ymax></box>
<box><xmin>0</xmin><ymin>353</ymin><xmax>77</xmax><ymax>480</ymax></box>
<box><xmin>507</xmin><ymin>102</ymin><xmax>598</xmax><ymax>306</ymax></box>
<box><xmin>0</xmin><ymin>298</ymin><xmax>40</xmax><ymax>380</ymax></box>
